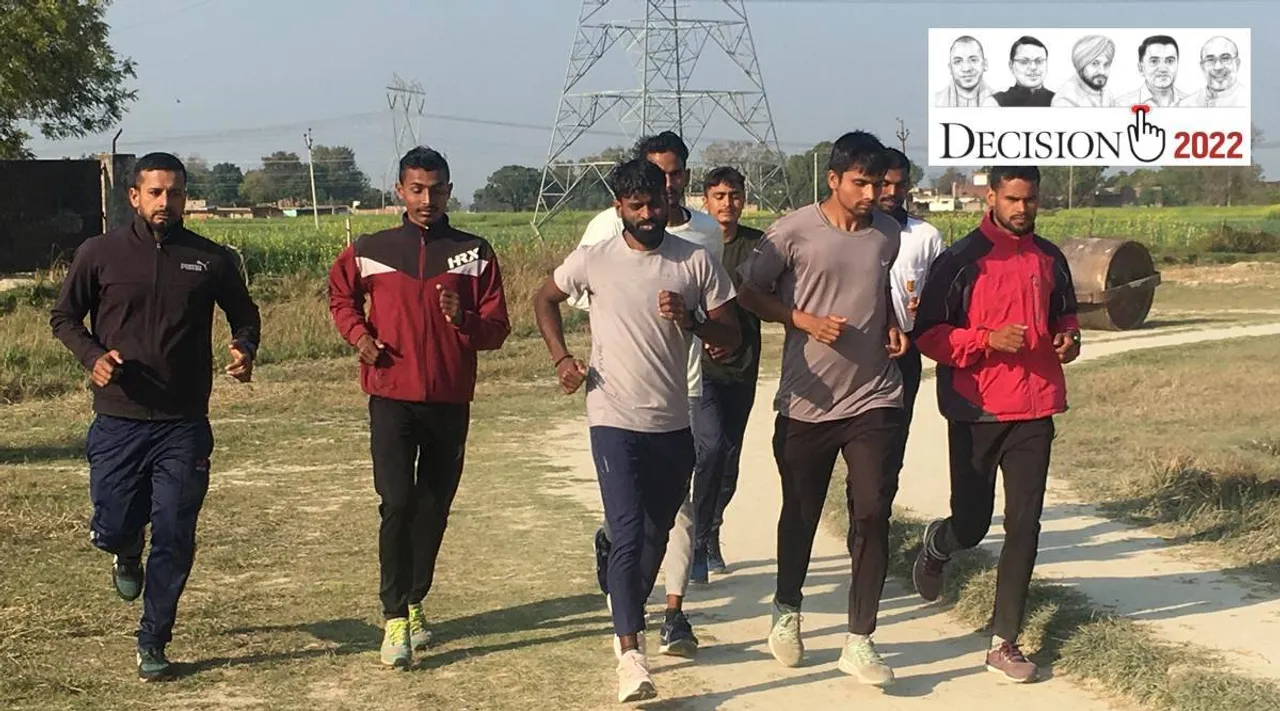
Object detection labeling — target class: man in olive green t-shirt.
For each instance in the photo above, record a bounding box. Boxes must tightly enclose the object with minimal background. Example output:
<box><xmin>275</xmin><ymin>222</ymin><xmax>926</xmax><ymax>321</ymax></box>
<box><xmin>689</xmin><ymin>166</ymin><xmax>764</xmax><ymax>581</ymax></box>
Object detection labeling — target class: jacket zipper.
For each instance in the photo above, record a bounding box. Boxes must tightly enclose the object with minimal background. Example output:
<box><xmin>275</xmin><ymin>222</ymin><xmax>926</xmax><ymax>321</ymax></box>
<box><xmin>149</xmin><ymin>239</ymin><xmax>162</xmax><ymax>420</ymax></box>
<box><xmin>1028</xmin><ymin>250</ymin><xmax>1042</xmax><ymax>417</ymax></box>
<box><xmin>419</xmin><ymin>234</ymin><xmax>429</xmax><ymax>401</ymax></box>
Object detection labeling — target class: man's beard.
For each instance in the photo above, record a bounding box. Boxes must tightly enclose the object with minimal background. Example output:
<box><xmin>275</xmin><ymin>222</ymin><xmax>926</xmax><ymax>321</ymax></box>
<box><xmin>145</xmin><ymin>210</ymin><xmax>178</xmax><ymax>236</ymax></box>
<box><xmin>623</xmin><ymin>217</ymin><xmax>666</xmax><ymax>247</ymax></box>
<box><xmin>997</xmin><ymin>212</ymin><xmax>1034</xmax><ymax>235</ymax></box>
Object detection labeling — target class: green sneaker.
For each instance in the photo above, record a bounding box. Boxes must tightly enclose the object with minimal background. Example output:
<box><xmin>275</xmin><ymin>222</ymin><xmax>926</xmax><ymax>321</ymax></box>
<box><xmin>381</xmin><ymin>617</ymin><xmax>411</xmax><ymax>669</ymax></box>
<box><xmin>838</xmin><ymin>634</ymin><xmax>895</xmax><ymax>687</ymax></box>
<box><xmin>136</xmin><ymin>647</ymin><xmax>173</xmax><ymax>682</ymax></box>
<box><xmin>408</xmin><ymin>603</ymin><xmax>433</xmax><ymax>650</ymax></box>
<box><xmin>113</xmin><ymin>555</ymin><xmax>143</xmax><ymax>602</ymax></box>
<box><xmin>767</xmin><ymin>600</ymin><xmax>804</xmax><ymax>667</ymax></box>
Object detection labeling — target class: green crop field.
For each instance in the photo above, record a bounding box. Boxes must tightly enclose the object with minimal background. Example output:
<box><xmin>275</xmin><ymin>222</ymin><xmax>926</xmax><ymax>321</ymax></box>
<box><xmin>188</xmin><ymin>205</ymin><xmax>1280</xmax><ymax>278</ymax></box>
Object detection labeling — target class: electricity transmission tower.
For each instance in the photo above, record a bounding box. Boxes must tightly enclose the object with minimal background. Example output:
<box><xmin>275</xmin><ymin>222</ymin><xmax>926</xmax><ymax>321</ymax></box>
<box><xmin>384</xmin><ymin>74</ymin><xmax>426</xmax><ymax>200</ymax></box>
<box><xmin>532</xmin><ymin>0</ymin><xmax>790</xmax><ymax>236</ymax></box>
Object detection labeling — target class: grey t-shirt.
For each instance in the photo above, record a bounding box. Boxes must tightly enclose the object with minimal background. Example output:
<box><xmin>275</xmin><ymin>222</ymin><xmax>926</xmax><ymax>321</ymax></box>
<box><xmin>739</xmin><ymin>204</ymin><xmax>905</xmax><ymax>423</ymax></box>
<box><xmin>555</xmin><ymin>234</ymin><xmax>736</xmax><ymax>433</ymax></box>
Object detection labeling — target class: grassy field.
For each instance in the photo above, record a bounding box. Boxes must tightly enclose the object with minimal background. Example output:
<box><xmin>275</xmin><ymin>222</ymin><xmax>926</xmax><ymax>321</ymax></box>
<box><xmin>1052</xmin><ymin>335</ymin><xmax>1280</xmax><ymax>582</ymax></box>
<box><xmin>168</xmin><ymin>205</ymin><xmax>1280</xmax><ymax>277</ymax></box>
<box><xmin>0</xmin><ymin>343</ymin><xmax>627</xmax><ymax>711</ymax></box>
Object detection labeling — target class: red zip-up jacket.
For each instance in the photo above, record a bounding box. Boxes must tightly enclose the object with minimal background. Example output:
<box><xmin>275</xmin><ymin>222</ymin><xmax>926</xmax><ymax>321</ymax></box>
<box><xmin>328</xmin><ymin>214</ymin><xmax>510</xmax><ymax>404</ymax></box>
<box><xmin>911</xmin><ymin>211</ymin><xmax>1080</xmax><ymax>423</ymax></box>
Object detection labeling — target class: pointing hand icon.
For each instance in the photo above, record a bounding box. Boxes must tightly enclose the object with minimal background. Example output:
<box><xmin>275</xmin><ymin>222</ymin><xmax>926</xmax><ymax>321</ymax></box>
<box><xmin>1127</xmin><ymin>105</ymin><xmax>1165</xmax><ymax>163</ymax></box>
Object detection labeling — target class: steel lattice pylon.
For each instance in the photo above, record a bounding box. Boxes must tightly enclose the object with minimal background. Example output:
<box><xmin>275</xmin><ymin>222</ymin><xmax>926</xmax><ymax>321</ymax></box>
<box><xmin>532</xmin><ymin>0</ymin><xmax>791</xmax><ymax>236</ymax></box>
<box><xmin>383</xmin><ymin>75</ymin><xmax>426</xmax><ymax>196</ymax></box>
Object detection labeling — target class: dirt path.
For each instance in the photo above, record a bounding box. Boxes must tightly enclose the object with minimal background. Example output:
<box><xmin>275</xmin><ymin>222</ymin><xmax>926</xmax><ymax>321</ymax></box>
<box><xmin>546</xmin><ymin>321</ymin><xmax>1280</xmax><ymax>708</ymax></box>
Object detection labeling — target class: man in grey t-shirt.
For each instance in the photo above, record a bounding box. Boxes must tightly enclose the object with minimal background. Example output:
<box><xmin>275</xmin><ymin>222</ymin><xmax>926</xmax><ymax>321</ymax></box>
<box><xmin>533</xmin><ymin>158</ymin><xmax>739</xmax><ymax>704</ymax></box>
<box><xmin>738</xmin><ymin>131</ymin><xmax>909</xmax><ymax>687</ymax></box>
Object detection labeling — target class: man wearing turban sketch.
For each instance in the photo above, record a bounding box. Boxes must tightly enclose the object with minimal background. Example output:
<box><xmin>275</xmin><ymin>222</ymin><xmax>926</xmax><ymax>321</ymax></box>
<box><xmin>1052</xmin><ymin>35</ymin><xmax>1120</xmax><ymax>107</ymax></box>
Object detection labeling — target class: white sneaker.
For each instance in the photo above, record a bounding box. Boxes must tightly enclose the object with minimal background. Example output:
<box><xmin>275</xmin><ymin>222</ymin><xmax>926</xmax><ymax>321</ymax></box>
<box><xmin>616</xmin><ymin>649</ymin><xmax>657</xmax><ymax>703</ymax></box>
<box><xmin>613</xmin><ymin>630</ymin><xmax>647</xmax><ymax>660</ymax></box>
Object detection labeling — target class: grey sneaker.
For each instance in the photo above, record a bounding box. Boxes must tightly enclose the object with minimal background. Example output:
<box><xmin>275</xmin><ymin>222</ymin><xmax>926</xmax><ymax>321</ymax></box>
<box><xmin>408</xmin><ymin>603</ymin><xmax>432</xmax><ymax>650</ymax></box>
<box><xmin>380</xmin><ymin>617</ymin><xmax>411</xmax><ymax>669</ymax></box>
<box><xmin>767</xmin><ymin>600</ymin><xmax>804</xmax><ymax>667</ymax></box>
<box><xmin>838</xmin><ymin>634</ymin><xmax>895</xmax><ymax>686</ymax></box>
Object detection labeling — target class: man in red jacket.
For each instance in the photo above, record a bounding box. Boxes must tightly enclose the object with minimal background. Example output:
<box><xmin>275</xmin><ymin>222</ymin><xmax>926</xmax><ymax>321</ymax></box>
<box><xmin>909</xmin><ymin>165</ymin><xmax>1080</xmax><ymax>684</ymax></box>
<box><xmin>328</xmin><ymin>146</ymin><xmax>511</xmax><ymax>669</ymax></box>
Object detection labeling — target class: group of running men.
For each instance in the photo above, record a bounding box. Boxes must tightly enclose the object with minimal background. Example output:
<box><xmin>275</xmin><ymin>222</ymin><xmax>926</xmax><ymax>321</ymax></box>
<box><xmin>51</xmin><ymin>127</ymin><xmax>1081</xmax><ymax>705</ymax></box>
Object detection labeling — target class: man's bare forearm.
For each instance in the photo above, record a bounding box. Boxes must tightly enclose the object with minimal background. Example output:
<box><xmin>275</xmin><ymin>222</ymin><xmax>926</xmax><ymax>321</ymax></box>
<box><xmin>533</xmin><ymin>282</ymin><xmax>572</xmax><ymax>364</ymax></box>
<box><xmin>738</xmin><ymin>286</ymin><xmax>798</xmax><ymax>327</ymax></box>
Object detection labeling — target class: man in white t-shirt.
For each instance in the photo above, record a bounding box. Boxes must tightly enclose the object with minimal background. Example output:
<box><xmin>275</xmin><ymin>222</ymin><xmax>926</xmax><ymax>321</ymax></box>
<box><xmin>570</xmin><ymin>131</ymin><xmax>721</xmax><ymax>660</ymax></box>
<box><xmin>879</xmin><ymin>148</ymin><xmax>945</xmax><ymax>483</ymax></box>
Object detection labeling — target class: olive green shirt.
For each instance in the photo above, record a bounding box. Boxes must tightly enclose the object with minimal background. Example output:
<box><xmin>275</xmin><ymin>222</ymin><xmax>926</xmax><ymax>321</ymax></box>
<box><xmin>702</xmin><ymin>225</ymin><xmax>765</xmax><ymax>384</ymax></box>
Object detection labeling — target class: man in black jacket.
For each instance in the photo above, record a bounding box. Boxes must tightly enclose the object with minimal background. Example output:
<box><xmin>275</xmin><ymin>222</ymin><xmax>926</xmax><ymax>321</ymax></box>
<box><xmin>50</xmin><ymin>152</ymin><xmax>261</xmax><ymax>682</ymax></box>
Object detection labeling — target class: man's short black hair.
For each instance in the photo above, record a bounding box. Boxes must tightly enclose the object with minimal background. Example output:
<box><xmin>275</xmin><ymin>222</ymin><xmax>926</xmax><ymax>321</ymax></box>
<box><xmin>132</xmin><ymin>152</ymin><xmax>186</xmax><ymax>187</ymax></box>
<box><xmin>1139</xmin><ymin>34</ymin><xmax>1178</xmax><ymax>61</ymax></box>
<box><xmin>1010</xmin><ymin>35</ymin><xmax>1047</xmax><ymax>61</ymax></box>
<box><xmin>609</xmin><ymin>158</ymin><xmax>666</xmax><ymax>201</ymax></box>
<box><xmin>988</xmin><ymin>165</ymin><xmax>1041</xmax><ymax>190</ymax></box>
<box><xmin>828</xmin><ymin>131</ymin><xmax>889</xmax><ymax>177</ymax></box>
<box><xmin>703</xmin><ymin>166</ymin><xmax>746</xmax><ymax>193</ymax></box>
<box><xmin>634</xmin><ymin>130</ymin><xmax>690</xmax><ymax>167</ymax></box>
<box><xmin>883</xmin><ymin>148</ymin><xmax>910</xmax><ymax>173</ymax></box>
<box><xmin>399</xmin><ymin>145</ymin><xmax>450</xmax><ymax>183</ymax></box>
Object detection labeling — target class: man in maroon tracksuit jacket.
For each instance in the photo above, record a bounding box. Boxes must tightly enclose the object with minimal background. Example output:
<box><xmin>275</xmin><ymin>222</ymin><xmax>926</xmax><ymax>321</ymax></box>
<box><xmin>328</xmin><ymin>146</ymin><xmax>511</xmax><ymax>668</ymax></box>
<box><xmin>908</xmin><ymin>165</ymin><xmax>1081</xmax><ymax>684</ymax></box>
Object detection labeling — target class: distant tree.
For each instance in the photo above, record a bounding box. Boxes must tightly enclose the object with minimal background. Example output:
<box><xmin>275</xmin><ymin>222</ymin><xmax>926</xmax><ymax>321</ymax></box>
<box><xmin>0</xmin><ymin>1</ymin><xmax>137</xmax><ymax>158</ymax></box>
<box><xmin>206</xmin><ymin>163</ymin><xmax>245</xmax><ymax>206</ymax></box>
<box><xmin>784</xmin><ymin>141</ymin><xmax>833</xmax><ymax>207</ymax></box>
<box><xmin>259</xmin><ymin>151</ymin><xmax>309</xmax><ymax>203</ymax></box>
<box><xmin>448</xmin><ymin>196</ymin><xmax>463</xmax><ymax>212</ymax></box>
<box><xmin>312</xmin><ymin>145</ymin><xmax>371</xmax><ymax>204</ymax></box>
<box><xmin>238</xmin><ymin>170</ymin><xmax>274</xmax><ymax>205</ymax></box>
<box><xmin>932</xmin><ymin>168</ymin><xmax>970</xmax><ymax>194</ymax></box>
<box><xmin>472</xmin><ymin>165</ymin><xmax>542</xmax><ymax>212</ymax></box>
<box><xmin>183</xmin><ymin>156</ymin><xmax>212</xmax><ymax>200</ymax></box>
<box><xmin>1039</xmin><ymin>167</ymin><xmax>1107</xmax><ymax>208</ymax></box>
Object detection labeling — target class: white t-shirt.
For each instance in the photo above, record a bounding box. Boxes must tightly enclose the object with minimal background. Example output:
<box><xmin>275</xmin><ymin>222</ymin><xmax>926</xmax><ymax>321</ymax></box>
<box><xmin>567</xmin><ymin>205</ymin><xmax>724</xmax><ymax>397</ymax></box>
<box><xmin>889</xmin><ymin>215</ymin><xmax>945</xmax><ymax>334</ymax></box>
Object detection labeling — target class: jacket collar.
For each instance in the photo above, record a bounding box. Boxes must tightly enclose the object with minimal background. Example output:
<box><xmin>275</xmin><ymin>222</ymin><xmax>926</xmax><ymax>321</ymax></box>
<box><xmin>130</xmin><ymin>213</ymin><xmax>187</xmax><ymax>244</ymax></box>
<box><xmin>978</xmin><ymin>210</ymin><xmax>1034</xmax><ymax>253</ymax></box>
<box><xmin>401</xmin><ymin>211</ymin><xmax>452</xmax><ymax>240</ymax></box>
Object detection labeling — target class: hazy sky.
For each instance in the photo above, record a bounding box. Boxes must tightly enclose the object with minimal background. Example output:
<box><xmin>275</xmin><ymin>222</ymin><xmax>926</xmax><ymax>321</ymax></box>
<box><xmin>28</xmin><ymin>0</ymin><xmax>1274</xmax><ymax>202</ymax></box>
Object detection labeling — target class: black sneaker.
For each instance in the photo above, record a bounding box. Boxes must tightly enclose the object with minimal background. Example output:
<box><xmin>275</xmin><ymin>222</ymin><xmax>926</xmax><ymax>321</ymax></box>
<box><xmin>136</xmin><ymin>646</ymin><xmax>173</xmax><ymax>682</ymax></box>
<box><xmin>593</xmin><ymin>526</ymin><xmax>610</xmax><ymax>595</ymax></box>
<box><xmin>691</xmin><ymin>548</ymin><xmax>709</xmax><ymax>585</ymax></box>
<box><xmin>707</xmin><ymin>536</ymin><xmax>727</xmax><ymax>575</ymax></box>
<box><xmin>113</xmin><ymin>555</ymin><xmax>144</xmax><ymax>602</ymax></box>
<box><xmin>912</xmin><ymin>519</ymin><xmax>949</xmax><ymax>602</ymax></box>
<box><xmin>659</xmin><ymin>610</ymin><xmax>698</xmax><ymax>658</ymax></box>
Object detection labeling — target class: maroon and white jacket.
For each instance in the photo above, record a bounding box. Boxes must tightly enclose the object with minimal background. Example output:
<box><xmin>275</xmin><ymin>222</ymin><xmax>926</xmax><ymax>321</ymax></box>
<box><xmin>328</xmin><ymin>214</ymin><xmax>510</xmax><ymax>404</ymax></box>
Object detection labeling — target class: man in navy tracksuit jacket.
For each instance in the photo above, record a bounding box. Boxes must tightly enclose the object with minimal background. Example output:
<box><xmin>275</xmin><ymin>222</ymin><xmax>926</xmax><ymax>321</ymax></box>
<box><xmin>50</xmin><ymin>153</ymin><xmax>261</xmax><ymax>681</ymax></box>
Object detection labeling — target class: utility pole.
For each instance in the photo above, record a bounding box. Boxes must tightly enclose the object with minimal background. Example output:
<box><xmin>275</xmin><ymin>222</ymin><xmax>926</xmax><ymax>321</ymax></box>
<box><xmin>1068</xmin><ymin>165</ymin><xmax>1075</xmax><ymax>210</ymax></box>
<box><xmin>895</xmin><ymin>117</ymin><xmax>910</xmax><ymax>154</ymax></box>
<box><xmin>304</xmin><ymin>128</ymin><xmax>320</xmax><ymax>229</ymax></box>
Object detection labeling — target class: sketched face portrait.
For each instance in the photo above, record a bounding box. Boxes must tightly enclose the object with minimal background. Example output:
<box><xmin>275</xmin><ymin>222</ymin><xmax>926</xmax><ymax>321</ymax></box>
<box><xmin>1200</xmin><ymin>36</ymin><xmax>1241</xmax><ymax>91</ymax></box>
<box><xmin>1010</xmin><ymin>41</ymin><xmax>1048</xmax><ymax>89</ymax></box>
<box><xmin>1081</xmin><ymin>53</ymin><xmax>1111</xmax><ymax>89</ymax></box>
<box><xmin>1140</xmin><ymin>39</ymin><xmax>1179</xmax><ymax>90</ymax></box>
<box><xmin>949</xmin><ymin>37</ymin><xmax>987</xmax><ymax>90</ymax></box>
